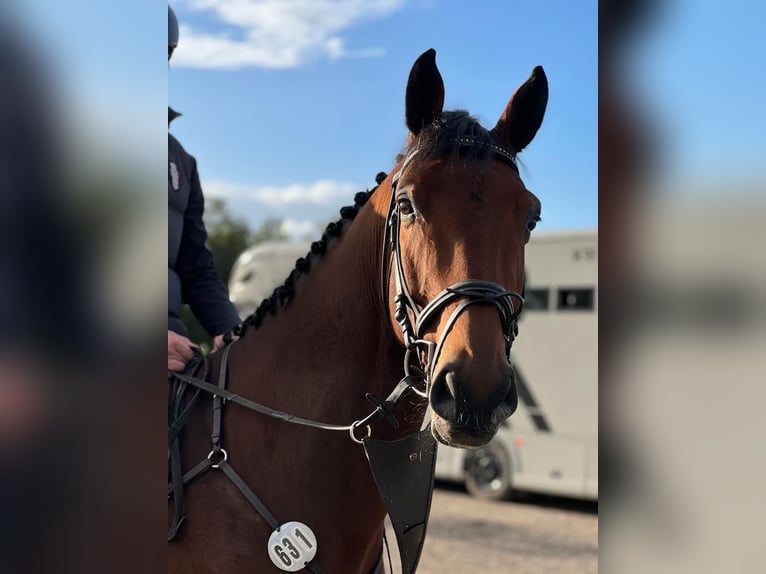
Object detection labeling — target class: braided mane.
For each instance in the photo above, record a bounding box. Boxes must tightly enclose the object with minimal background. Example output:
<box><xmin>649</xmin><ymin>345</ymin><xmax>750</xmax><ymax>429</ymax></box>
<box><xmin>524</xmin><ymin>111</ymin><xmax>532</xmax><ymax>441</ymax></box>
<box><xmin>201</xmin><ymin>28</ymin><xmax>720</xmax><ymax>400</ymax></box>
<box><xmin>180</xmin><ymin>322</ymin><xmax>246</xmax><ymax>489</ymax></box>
<box><xmin>224</xmin><ymin>172</ymin><xmax>388</xmax><ymax>343</ymax></box>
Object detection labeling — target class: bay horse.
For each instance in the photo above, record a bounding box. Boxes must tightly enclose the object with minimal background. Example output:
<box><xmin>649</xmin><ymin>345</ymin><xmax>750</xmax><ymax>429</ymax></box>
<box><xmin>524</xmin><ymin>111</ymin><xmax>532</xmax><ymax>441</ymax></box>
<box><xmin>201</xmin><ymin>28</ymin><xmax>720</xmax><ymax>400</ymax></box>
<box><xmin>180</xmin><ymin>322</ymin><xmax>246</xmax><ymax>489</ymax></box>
<box><xmin>169</xmin><ymin>49</ymin><xmax>547</xmax><ymax>574</ymax></box>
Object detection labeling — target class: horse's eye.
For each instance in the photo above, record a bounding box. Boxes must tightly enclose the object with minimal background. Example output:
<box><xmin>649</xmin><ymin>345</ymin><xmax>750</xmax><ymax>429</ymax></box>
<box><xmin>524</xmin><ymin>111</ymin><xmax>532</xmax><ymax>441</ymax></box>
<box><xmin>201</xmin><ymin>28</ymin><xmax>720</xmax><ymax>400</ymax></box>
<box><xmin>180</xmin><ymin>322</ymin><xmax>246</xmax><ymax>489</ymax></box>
<box><xmin>397</xmin><ymin>197</ymin><xmax>415</xmax><ymax>217</ymax></box>
<box><xmin>527</xmin><ymin>219</ymin><xmax>537</xmax><ymax>232</ymax></box>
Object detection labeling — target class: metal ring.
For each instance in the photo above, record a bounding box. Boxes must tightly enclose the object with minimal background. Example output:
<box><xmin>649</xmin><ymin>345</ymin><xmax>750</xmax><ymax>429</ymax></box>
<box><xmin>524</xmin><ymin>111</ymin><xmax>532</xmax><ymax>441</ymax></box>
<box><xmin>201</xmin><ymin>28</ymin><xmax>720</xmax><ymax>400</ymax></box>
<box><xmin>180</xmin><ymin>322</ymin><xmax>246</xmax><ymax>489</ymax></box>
<box><xmin>403</xmin><ymin>348</ymin><xmax>431</xmax><ymax>399</ymax></box>
<box><xmin>410</xmin><ymin>382</ymin><xmax>429</xmax><ymax>399</ymax></box>
<box><xmin>349</xmin><ymin>421</ymin><xmax>372</xmax><ymax>444</ymax></box>
<box><xmin>413</xmin><ymin>339</ymin><xmax>436</xmax><ymax>366</ymax></box>
<box><xmin>404</xmin><ymin>341</ymin><xmax>435</xmax><ymax>373</ymax></box>
<box><xmin>207</xmin><ymin>448</ymin><xmax>228</xmax><ymax>469</ymax></box>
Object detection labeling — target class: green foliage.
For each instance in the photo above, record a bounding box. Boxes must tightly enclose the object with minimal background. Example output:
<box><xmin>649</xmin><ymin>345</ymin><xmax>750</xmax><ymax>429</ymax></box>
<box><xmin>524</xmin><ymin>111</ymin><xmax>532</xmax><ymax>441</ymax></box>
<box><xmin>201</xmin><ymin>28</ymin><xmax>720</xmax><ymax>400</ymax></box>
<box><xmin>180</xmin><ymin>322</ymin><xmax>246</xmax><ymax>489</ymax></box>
<box><xmin>204</xmin><ymin>198</ymin><xmax>252</xmax><ymax>284</ymax></box>
<box><xmin>249</xmin><ymin>217</ymin><xmax>287</xmax><ymax>246</ymax></box>
<box><xmin>180</xmin><ymin>198</ymin><xmax>287</xmax><ymax>343</ymax></box>
<box><xmin>180</xmin><ymin>304</ymin><xmax>210</xmax><ymax>351</ymax></box>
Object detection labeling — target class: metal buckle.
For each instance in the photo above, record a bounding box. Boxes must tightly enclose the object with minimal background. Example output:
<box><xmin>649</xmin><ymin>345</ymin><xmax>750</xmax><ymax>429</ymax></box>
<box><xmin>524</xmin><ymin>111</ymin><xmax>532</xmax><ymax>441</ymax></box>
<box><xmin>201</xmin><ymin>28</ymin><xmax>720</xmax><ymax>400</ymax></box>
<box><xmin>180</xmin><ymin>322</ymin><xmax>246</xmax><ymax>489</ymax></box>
<box><xmin>207</xmin><ymin>448</ymin><xmax>228</xmax><ymax>469</ymax></box>
<box><xmin>349</xmin><ymin>421</ymin><xmax>372</xmax><ymax>444</ymax></box>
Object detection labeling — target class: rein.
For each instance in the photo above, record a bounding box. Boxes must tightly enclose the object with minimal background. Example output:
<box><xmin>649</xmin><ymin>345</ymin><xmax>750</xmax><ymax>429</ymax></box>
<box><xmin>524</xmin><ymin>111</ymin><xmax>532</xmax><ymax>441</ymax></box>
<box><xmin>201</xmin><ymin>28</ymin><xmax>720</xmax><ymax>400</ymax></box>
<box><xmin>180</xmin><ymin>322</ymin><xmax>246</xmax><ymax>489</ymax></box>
<box><xmin>173</xmin><ymin>363</ymin><xmax>419</xmax><ymax>442</ymax></box>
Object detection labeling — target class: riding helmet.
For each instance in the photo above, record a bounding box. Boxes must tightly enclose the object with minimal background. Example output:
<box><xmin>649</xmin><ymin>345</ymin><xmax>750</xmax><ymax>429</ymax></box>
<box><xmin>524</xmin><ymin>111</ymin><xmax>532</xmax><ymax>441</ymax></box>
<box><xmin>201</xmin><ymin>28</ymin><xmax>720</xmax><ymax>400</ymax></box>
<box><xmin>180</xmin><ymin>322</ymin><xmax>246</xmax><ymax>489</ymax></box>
<box><xmin>169</xmin><ymin>5</ymin><xmax>179</xmax><ymax>58</ymax></box>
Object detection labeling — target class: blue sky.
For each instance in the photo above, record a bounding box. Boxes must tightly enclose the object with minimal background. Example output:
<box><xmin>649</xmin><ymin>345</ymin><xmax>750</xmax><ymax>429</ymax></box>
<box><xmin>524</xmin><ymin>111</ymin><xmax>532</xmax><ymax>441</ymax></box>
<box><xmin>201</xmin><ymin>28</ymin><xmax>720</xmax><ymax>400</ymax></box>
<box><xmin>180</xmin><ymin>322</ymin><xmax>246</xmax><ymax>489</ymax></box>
<box><xmin>169</xmin><ymin>0</ymin><xmax>598</xmax><ymax>238</ymax></box>
<box><xmin>11</xmin><ymin>0</ymin><xmax>764</xmax><ymax>238</ymax></box>
<box><xmin>626</xmin><ymin>0</ymin><xmax>766</xmax><ymax>189</ymax></box>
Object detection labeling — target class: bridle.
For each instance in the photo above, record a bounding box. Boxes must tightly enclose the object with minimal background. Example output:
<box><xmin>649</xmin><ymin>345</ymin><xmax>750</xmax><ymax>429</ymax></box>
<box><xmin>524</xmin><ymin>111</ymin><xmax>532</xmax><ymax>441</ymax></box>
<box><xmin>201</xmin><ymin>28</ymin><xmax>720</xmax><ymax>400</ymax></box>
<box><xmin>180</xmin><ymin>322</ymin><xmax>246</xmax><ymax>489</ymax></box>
<box><xmin>381</xmin><ymin>136</ymin><xmax>526</xmax><ymax>398</ymax></box>
<box><xmin>170</xmin><ymin>136</ymin><xmax>528</xmax><ymax>444</ymax></box>
<box><xmin>168</xmin><ymin>136</ymin><xmax>529</xmax><ymax>573</ymax></box>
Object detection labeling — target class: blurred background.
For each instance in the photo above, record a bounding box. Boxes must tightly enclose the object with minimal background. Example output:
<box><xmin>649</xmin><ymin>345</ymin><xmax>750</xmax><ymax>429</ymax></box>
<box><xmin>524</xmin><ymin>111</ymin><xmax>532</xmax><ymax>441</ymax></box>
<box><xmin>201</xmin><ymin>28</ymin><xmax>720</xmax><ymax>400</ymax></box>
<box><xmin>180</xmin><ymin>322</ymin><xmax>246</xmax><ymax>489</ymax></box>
<box><xmin>599</xmin><ymin>1</ymin><xmax>766</xmax><ymax>573</ymax></box>
<box><xmin>0</xmin><ymin>0</ymin><xmax>764</xmax><ymax>573</ymax></box>
<box><xmin>0</xmin><ymin>2</ymin><xmax>166</xmax><ymax>573</ymax></box>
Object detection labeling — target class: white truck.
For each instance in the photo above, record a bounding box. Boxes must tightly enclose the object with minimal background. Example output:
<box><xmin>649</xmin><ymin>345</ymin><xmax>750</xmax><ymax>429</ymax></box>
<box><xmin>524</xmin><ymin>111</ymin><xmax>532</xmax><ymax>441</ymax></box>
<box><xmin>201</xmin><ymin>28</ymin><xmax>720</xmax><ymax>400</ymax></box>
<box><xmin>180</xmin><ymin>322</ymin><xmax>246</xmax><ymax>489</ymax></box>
<box><xmin>228</xmin><ymin>240</ymin><xmax>313</xmax><ymax>318</ymax></box>
<box><xmin>228</xmin><ymin>229</ymin><xmax>598</xmax><ymax>501</ymax></box>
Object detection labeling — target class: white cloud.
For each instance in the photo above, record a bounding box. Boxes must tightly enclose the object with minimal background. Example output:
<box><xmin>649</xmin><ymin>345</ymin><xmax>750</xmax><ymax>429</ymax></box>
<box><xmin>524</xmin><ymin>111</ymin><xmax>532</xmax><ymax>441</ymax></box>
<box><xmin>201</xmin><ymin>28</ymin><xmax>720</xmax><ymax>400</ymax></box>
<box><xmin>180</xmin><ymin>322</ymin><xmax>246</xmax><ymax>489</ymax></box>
<box><xmin>280</xmin><ymin>218</ymin><xmax>322</xmax><ymax>239</ymax></box>
<box><xmin>204</xmin><ymin>178</ymin><xmax>361</xmax><ymax>206</ymax></box>
<box><xmin>172</xmin><ymin>0</ymin><xmax>405</xmax><ymax>69</ymax></box>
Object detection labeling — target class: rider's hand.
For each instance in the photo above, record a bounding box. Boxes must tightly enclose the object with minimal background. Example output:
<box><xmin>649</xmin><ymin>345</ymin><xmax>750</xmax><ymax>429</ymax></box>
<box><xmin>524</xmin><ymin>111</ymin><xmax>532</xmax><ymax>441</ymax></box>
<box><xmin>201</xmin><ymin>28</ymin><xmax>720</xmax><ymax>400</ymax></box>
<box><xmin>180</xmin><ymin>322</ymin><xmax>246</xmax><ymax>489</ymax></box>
<box><xmin>212</xmin><ymin>335</ymin><xmax>225</xmax><ymax>352</ymax></box>
<box><xmin>168</xmin><ymin>330</ymin><xmax>198</xmax><ymax>372</ymax></box>
<box><xmin>212</xmin><ymin>334</ymin><xmax>237</xmax><ymax>352</ymax></box>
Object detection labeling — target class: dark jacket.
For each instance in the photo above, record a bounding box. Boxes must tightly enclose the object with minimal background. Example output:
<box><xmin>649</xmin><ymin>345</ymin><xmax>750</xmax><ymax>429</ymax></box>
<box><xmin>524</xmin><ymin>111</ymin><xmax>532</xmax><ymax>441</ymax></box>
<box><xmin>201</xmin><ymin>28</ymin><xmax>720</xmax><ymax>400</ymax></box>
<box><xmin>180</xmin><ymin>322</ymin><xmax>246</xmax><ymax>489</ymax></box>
<box><xmin>168</xmin><ymin>108</ymin><xmax>240</xmax><ymax>337</ymax></box>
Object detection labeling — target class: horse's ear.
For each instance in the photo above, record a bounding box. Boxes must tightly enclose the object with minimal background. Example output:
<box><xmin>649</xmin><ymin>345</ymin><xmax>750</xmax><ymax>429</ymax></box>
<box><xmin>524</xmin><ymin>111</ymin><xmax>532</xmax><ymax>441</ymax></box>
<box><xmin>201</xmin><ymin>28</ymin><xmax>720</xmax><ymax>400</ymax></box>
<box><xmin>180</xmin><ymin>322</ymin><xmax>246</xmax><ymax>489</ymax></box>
<box><xmin>405</xmin><ymin>48</ymin><xmax>445</xmax><ymax>136</ymax></box>
<box><xmin>491</xmin><ymin>65</ymin><xmax>548</xmax><ymax>153</ymax></box>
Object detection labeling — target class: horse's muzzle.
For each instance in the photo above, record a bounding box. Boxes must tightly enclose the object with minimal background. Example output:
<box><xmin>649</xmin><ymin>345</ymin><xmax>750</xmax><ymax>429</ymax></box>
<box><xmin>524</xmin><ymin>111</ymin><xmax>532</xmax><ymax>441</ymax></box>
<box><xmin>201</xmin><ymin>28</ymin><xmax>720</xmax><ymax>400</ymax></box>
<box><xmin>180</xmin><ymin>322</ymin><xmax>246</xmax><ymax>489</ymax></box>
<box><xmin>429</xmin><ymin>365</ymin><xmax>518</xmax><ymax>448</ymax></box>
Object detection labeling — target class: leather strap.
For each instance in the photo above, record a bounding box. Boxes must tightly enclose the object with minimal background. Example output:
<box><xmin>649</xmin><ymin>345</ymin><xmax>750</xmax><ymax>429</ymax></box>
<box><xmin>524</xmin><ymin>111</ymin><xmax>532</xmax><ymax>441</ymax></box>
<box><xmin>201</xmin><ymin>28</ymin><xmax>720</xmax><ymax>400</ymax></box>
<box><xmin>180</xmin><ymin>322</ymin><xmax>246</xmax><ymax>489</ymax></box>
<box><xmin>363</xmin><ymin>429</ymin><xmax>438</xmax><ymax>574</ymax></box>
<box><xmin>218</xmin><ymin>460</ymin><xmax>280</xmax><ymax>530</ymax></box>
<box><xmin>168</xmin><ymin>354</ymin><xmax>208</xmax><ymax>540</ymax></box>
<box><xmin>168</xmin><ymin>343</ymin><xmax>331</xmax><ymax>573</ymax></box>
<box><xmin>218</xmin><ymin>458</ymin><xmax>327</xmax><ymax>574</ymax></box>
<box><xmin>211</xmin><ymin>341</ymin><xmax>234</xmax><ymax>450</ymax></box>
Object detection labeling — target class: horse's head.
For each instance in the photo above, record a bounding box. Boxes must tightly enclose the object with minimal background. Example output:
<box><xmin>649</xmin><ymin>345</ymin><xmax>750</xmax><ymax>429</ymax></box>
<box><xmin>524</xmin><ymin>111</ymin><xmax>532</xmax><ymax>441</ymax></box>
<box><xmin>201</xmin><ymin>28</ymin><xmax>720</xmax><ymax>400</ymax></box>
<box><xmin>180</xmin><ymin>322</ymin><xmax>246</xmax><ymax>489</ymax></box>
<box><xmin>385</xmin><ymin>49</ymin><xmax>547</xmax><ymax>448</ymax></box>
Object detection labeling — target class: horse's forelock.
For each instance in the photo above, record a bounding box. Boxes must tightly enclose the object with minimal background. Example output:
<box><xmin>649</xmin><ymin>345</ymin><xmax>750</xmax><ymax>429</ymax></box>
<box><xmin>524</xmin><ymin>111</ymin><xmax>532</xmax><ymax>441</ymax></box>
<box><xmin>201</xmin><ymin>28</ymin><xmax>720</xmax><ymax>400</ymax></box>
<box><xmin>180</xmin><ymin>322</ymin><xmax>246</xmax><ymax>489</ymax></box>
<box><xmin>409</xmin><ymin>110</ymin><xmax>511</xmax><ymax>169</ymax></box>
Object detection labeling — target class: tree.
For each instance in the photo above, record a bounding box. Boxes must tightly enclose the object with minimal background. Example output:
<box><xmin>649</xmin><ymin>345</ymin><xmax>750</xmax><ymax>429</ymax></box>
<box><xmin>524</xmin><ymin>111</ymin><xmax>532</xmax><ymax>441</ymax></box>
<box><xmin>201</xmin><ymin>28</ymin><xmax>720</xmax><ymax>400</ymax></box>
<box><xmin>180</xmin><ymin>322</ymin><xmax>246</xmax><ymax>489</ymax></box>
<box><xmin>180</xmin><ymin>198</ymin><xmax>286</xmax><ymax>347</ymax></box>
<box><xmin>204</xmin><ymin>198</ymin><xmax>251</xmax><ymax>284</ymax></box>
<box><xmin>249</xmin><ymin>217</ymin><xmax>287</xmax><ymax>247</ymax></box>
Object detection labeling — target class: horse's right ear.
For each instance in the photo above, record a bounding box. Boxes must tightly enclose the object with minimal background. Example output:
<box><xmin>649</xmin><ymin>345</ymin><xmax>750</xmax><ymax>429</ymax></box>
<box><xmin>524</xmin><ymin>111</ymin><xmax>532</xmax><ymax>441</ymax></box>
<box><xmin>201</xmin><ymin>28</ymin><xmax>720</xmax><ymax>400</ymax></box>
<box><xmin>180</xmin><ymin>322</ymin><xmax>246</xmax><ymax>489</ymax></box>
<box><xmin>491</xmin><ymin>66</ymin><xmax>548</xmax><ymax>153</ymax></box>
<box><xmin>405</xmin><ymin>48</ymin><xmax>445</xmax><ymax>136</ymax></box>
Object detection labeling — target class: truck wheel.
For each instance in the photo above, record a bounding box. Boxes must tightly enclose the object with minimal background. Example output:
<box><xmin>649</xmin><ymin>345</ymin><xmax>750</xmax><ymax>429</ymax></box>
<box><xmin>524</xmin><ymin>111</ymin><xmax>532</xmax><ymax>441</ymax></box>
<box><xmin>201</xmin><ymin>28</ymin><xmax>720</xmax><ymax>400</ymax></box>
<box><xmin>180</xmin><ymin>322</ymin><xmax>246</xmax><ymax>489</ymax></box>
<box><xmin>463</xmin><ymin>441</ymin><xmax>514</xmax><ymax>501</ymax></box>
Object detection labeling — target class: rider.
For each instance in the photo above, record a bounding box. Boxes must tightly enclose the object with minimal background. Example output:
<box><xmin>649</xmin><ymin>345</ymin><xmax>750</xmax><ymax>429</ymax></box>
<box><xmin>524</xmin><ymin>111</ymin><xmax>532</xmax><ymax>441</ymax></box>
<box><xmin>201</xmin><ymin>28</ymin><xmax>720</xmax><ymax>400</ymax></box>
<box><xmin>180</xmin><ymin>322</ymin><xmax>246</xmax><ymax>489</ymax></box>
<box><xmin>168</xmin><ymin>5</ymin><xmax>240</xmax><ymax>372</ymax></box>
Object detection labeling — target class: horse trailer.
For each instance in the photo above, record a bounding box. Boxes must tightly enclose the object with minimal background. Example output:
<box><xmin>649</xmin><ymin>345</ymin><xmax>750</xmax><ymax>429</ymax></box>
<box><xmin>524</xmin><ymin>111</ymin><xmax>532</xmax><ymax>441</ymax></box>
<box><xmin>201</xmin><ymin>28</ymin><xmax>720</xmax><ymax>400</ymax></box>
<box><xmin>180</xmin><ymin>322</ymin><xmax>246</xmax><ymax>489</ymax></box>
<box><xmin>228</xmin><ymin>240</ymin><xmax>313</xmax><ymax>317</ymax></box>
<box><xmin>228</xmin><ymin>229</ymin><xmax>598</xmax><ymax>501</ymax></box>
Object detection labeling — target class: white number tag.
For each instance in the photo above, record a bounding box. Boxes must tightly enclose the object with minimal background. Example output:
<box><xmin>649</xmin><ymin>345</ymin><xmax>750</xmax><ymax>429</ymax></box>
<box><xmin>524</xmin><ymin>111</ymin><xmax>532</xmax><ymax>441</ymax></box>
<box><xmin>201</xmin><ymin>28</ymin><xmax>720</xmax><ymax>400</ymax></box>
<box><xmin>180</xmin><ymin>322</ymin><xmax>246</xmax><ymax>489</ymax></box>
<box><xmin>267</xmin><ymin>521</ymin><xmax>318</xmax><ymax>572</ymax></box>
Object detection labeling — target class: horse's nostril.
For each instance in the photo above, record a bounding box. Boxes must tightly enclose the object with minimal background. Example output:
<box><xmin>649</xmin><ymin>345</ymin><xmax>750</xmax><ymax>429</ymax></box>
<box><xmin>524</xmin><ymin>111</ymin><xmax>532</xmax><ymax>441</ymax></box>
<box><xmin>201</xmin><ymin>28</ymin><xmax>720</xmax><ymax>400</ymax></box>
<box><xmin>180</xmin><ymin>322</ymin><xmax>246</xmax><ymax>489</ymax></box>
<box><xmin>429</xmin><ymin>369</ymin><xmax>457</xmax><ymax>421</ymax></box>
<box><xmin>444</xmin><ymin>371</ymin><xmax>458</xmax><ymax>401</ymax></box>
<box><xmin>431</xmin><ymin>367</ymin><xmax>515</xmax><ymax>429</ymax></box>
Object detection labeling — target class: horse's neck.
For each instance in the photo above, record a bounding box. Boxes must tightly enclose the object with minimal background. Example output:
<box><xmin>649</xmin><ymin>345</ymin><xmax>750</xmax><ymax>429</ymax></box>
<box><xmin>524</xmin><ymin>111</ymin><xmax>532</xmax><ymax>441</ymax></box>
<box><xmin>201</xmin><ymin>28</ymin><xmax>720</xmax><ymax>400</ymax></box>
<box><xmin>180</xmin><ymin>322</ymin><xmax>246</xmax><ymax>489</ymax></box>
<box><xmin>228</xmin><ymin>188</ymin><xmax>402</xmax><ymax>426</ymax></box>
<box><xmin>186</xmin><ymin>192</ymin><xmax>418</xmax><ymax>573</ymax></box>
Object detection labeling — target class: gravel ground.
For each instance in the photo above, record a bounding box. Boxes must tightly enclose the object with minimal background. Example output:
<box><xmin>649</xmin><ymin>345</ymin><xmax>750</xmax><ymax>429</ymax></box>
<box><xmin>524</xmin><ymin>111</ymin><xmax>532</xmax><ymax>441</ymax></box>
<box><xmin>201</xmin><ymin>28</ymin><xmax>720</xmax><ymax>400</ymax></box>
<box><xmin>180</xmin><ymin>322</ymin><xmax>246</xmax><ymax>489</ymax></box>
<box><xmin>386</xmin><ymin>483</ymin><xmax>598</xmax><ymax>574</ymax></box>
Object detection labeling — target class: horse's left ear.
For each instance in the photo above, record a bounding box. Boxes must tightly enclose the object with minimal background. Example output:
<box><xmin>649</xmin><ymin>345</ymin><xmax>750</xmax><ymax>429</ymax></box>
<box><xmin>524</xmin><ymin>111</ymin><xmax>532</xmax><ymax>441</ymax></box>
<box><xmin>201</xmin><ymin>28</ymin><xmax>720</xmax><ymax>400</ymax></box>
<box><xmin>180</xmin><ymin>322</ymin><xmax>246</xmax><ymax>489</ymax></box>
<box><xmin>491</xmin><ymin>66</ymin><xmax>548</xmax><ymax>153</ymax></box>
<box><xmin>405</xmin><ymin>48</ymin><xmax>445</xmax><ymax>136</ymax></box>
